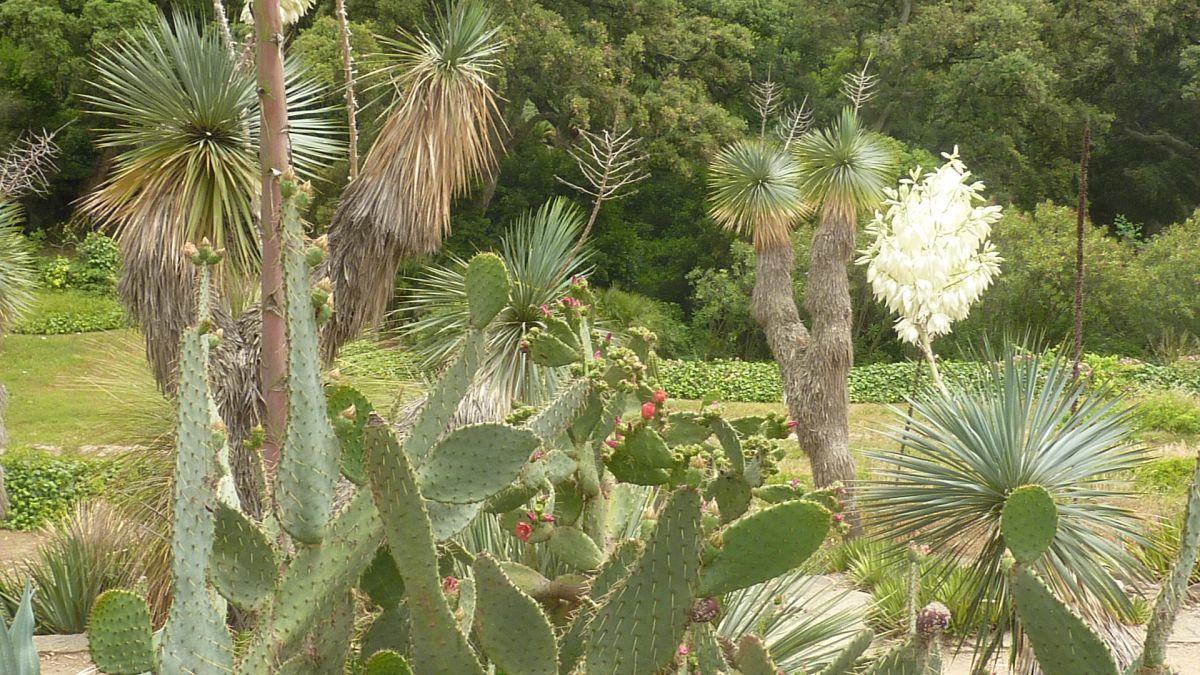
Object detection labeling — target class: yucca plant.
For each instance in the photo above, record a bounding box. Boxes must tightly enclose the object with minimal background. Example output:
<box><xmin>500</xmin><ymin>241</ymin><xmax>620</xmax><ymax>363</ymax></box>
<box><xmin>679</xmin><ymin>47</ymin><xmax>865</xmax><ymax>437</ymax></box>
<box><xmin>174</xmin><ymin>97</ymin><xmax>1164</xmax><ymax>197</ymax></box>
<box><xmin>80</xmin><ymin>11</ymin><xmax>342</xmax><ymax>388</ymax></box>
<box><xmin>863</xmin><ymin>343</ymin><xmax>1151</xmax><ymax>668</ymax></box>
<box><xmin>0</xmin><ymin>202</ymin><xmax>34</xmax><ymax>337</ymax></box>
<box><xmin>401</xmin><ymin>197</ymin><xmax>591</xmax><ymax>408</ymax></box>
<box><xmin>324</xmin><ymin>0</ymin><xmax>504</xmax><ymax>358</ymax></box>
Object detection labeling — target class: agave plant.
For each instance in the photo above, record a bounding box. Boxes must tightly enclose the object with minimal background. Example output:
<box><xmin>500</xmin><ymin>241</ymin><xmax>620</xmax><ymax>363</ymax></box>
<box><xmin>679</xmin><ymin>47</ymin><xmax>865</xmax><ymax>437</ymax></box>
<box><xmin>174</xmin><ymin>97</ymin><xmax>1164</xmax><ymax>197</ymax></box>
<box><xmin>862</xmin><ymin>343</ymin><xmax>1150</xmax><ymax>667</ymax></box>
<box><xmin>324</xmin><ymin>0</ymin><xmax>504</xmax><ymax>358</ymax></box>
<box><xmin>401</xmin><ymin>197</ymin><xmax>591</xmax><ymax>408</ymax></box>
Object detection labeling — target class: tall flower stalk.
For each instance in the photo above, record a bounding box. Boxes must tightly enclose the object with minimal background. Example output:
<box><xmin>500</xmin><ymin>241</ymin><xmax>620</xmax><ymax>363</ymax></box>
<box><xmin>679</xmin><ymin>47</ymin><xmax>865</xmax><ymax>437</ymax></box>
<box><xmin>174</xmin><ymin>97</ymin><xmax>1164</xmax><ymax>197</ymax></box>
<box><xmin>857</xmin><ymin>148</ymin><xmax>1002</xmax><ymax>391</ymax></box>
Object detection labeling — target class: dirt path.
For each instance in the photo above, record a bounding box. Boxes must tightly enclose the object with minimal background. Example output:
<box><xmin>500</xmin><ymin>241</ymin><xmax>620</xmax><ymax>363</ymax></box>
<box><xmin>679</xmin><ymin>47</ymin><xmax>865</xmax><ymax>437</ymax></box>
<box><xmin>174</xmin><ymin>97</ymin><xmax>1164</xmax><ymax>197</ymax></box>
<box><xmin>0</xmin><ymin>529</ymin><xmax>47</xmax><ymax>570</ymax></box>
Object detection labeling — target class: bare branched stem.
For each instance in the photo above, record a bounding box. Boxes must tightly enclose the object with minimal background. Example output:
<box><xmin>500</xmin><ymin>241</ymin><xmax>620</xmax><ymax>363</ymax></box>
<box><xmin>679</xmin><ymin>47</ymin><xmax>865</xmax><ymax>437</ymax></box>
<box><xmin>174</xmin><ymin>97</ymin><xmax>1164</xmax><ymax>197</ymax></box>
<box><xmin>778</xmin><ymin>96</ymin><xmax>813</xmax><ymax>150</ymax></box>
<box><xmin>751</xmin><ymin>76</ymin><xmax>783</xmax><ymax>138</ymax></box>
<box><xmin>213</xmin><ymin>0</ymin><xmax>236</xmax><ymax>58</ymax></box>
<box><xmin>0</xmin><ymin>128</ymin><xmax>61</xmax><ymax>199</ymax></box>
<box><xmin>841</xmin><ymin>56</ymin><xmax>878</xmax><ymax>114</ymax></box>
<box><xmin>556</xmin><ymin>127</ymin><xmax>649</xmax><ymax>244</ymax></box>
<box><xmin>335</xmin><ymin>0</ymin><xmax>359</xmax><ymax>179</ymax></box>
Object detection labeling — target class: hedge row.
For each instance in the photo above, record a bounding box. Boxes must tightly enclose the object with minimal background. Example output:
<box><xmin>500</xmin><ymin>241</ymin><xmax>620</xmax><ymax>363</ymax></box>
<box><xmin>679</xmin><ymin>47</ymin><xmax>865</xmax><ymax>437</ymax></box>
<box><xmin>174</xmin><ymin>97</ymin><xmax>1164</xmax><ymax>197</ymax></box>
<box><xmin>658</xmin><ymin>357</ymin><xmax>1200</xmax><ymax>404</ymax></box>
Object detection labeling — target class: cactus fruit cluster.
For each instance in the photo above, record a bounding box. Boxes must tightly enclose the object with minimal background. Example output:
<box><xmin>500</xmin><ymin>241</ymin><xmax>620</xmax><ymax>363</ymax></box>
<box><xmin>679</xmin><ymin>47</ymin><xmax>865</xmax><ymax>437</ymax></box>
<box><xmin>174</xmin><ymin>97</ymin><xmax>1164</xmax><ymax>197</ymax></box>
<box><xmin>87</xmin><ymin>180</ymin><xmax>953</xmax><ymax>673</ymax></box>
<box><xmin>1001</xmin><ymin>472</ymin><xmax>1200</xmax><ymax>675</ymax></box>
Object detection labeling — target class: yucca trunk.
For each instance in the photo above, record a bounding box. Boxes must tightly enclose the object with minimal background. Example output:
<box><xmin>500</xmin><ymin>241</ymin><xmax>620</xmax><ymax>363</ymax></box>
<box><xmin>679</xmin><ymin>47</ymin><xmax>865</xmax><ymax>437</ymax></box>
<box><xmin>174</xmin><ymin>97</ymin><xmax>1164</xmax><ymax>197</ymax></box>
<box><xmin>335</xmin><ymin>0</ymin><xmax>358</xmax><ymax>179</ymax></box>
<box><xmin>796</xmin><ymin>202</ymin><xmax>859</xmax><ymax>521</ymax></box>
<box><xmin>255</xmin><ymin>0</ymin><xmax>291</xmax><ymax>477</ymax></box>
<box><xmin>750</xmin><ymin>243</ymin><xmax>808</xmax><ymax>423</ymax></box>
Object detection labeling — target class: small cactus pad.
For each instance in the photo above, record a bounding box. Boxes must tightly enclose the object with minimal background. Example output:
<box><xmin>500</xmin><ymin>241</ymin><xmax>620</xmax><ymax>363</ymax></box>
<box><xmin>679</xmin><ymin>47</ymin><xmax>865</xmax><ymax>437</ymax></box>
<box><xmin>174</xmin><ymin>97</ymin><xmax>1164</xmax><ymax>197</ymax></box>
<box><xmin>326</xmin><ymin>384</ymin><xmax>374</xmax><ymax>485</ymax></box>
<box><xmin>736</xmin><ymin>634</ymin><xmax>780</xmax><ymax>675</ymax></box>
<box><xmin>584</xmin><ymin>488</ymin><xmax>702</xmax><ymax>674</ymax></box>
<box><xmin>360</xmin><ymin>546</ymin><xmax>406</xmax><ymax>608</ymax></box>
<box><xmin>1010</xmin><ymin>565</ymin><xmax>1118</xmax><ymax>675</ymax></box>
<box><xmin>710</xmin><ymin>418</ymin><xmax>744</xmax><ymax>474</ymax></box>
<box><xmin>663</xmin><ymin>412</ymin><xmax>712</xmax><ymax>445</ymax></box>
<box><xmin>418</xmin><ymin>423</ymin><xmax>540</xmax><ymax>504</ymax></box>
<box><xmin>363</xmin><ymin>649</ymin><xmax>414</xmax><ymax>675</ymax></box>
<box><xmin>366</xmin><ymin>424</ymin><xmax>485</xmax><ymax>675</ymax></box>
<box><xmin>405</xmin><ymin>331</ymin><xmax>484</xmax><ymax>465</ymax></box>
<box><xmin>708</xmin><ymin>472</ymin><xmax>752</xmax><ymax>523</ymax></box>
<box><xmin>1002</xmin><ymin>484</ymin><xmax>1059</xmax><ymax>564</ymax></box>
<box><xmin>817</xmin><ymin>628</ymin><xmax>874</xmax><ymax>675</ymax></box>
<box><xmin>623</xmin><ymin>426</ymin><xmax>674</xmax><ymax>468</ymax></box>
<box><xmin>699</xmin><ymin>499</ymin><xmax>830</xmax><ymax>596</ymax></box>
<box><xmin>526</xmin><ymin>330</ymin><xmax>581</xmax><ymax>367</ymax></box>
<box><xmin>473</xmin><ymin>555</ymin><xmax>558</xmax><ymax>675</ymax></box>
<box><xmin>546</xmin><ymin>526</ymin><xmax>605</xmax><ymax>571</ymax></box>
<box><xmin>360</xmin><ymin>606</ymin><xmax>410</xmax><ymax>663</ymax></box>
<box><xmin>209</xmin><ymin>502</ymin><xmax>277</xmax><ymax>610</ymax></box>
<box><xmin>87</xmin><ymin>590</ymin><xmax>155</xmax><ymax>675</ymax></box>
<box><xmin>729</xmin><ymin>416</ymin><xmax>767</xmax><ymax>438</ymax></box>
<box><xmin>465</xmin><ymin>253</ymin><xmax>510</xmax><ymax>328</ymax></box>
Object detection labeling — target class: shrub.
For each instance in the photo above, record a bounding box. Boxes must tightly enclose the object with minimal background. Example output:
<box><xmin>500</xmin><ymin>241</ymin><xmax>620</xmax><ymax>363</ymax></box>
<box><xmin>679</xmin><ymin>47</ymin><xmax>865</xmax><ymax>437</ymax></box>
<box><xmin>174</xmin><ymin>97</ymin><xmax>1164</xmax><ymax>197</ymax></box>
<box><xmin>9</xmin><ymin>290</ymin><xmax>126</xmax><ymax>334</ymax></box>
<box><xmin>70</xmin><ymin>232</ymin><xmax>120</xmax><ymax>293</ymax></box>
<box><xmin>1133</xmin><ymin>457</ymin><xmax>1195</xmax><ymax>495</ymax></box>
<box><xmin>594</xmin><ymin>287</ymin><xmax>695</xmax><ymax>359</ymax></box>
<box><xmin>1135</xmin><ymin>392</ymin><xmax>1200</xmax><ymax>435</ymax></box>
<box><xmin>0</xmin><ymin>449</ymin><xmax>106</xmax><ymax>530</ymax></box>
<box><xmin>37</xmin><ymin>256</ymin><xmax>72</xmax><ymax>290</ymax></box>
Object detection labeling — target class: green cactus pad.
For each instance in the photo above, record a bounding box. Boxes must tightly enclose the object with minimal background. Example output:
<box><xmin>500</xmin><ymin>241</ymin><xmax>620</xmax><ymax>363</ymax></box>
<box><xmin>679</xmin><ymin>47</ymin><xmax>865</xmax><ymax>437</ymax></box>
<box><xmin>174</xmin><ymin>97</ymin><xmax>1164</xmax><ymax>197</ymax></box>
<box><xmin>623</xmin><ymin>425</ymin><xmax>674</xmax><ymax>468</ymax></box>
<box><xmin>160</xmin><ymin>328</ymin><xmax>234</xmax><ymax>673</ymax></box>
<box><xmin>817</xmin><ymin>629</ymin><xmax>874</xmax><ymax>675</ymax></box>
<box><xmin>735</xmin><ymin>634</ymin><xmax>779</xmax><ymax>675</ymax></box>
<box><xmin>584</xmin><ymin>488</ymin><xmax>702</xmax><ymax>674</ymax></box>
<box><xmin>729</xmin><ymin>416</ymin><xmax>767</xmax><ymax>438</ymax></box>
<box><xmin>1002</xmin><ymin>484</ymin><xmax>1059</xmax><ymax>564</ymax></box>
<box><xmin>209</xmin><ymin>502</ymin><xmax>277</xmax><ymax>610</ymax></box>
<box><xmin>405</xmin><ymin>331</ymin><xmax>484</xmax><ymax>465</ymax></box>
<box><xmin>527</xmin><ymin>379</ymin><xmax>592</xmax><ymax>443</ymax></box>
<box><xmin>1011</xmin><ymin>565</ymin><xmax>1118</xmax><ymax>675</ymax></box>
<box><xmin>699</xmin><ymin>499</ymin><xmax>830</xmax><ymax>596</ymax></box>
<box><xmin>363</xmin><ymin>649</ymin><xmax>414</xmax><ymax>675</ymax></box>
<box><xmin>360</xmin><ymin>606</ymin><xmax>410</xmax><ymax>663</ymax></box>
<box><xmin>710</xmin><ymin>418</ymin><xmax>744</xmax><ymax>474</ymax></box>
<box><xmin>473</xmin><ymin>555</ymin><xmax>558</xmax><ymax>675</ymax></box>
<box><xmin>527</xmin><ymin>330</ymin><xmax>581</xmax><ymax>367</ymax></box>
<box><xmin>465</xmin><ymin>253</ymin><xmax>510</xmax><ymax>328</ymax></box>
<box><xmin>567</xmin><ymin>390</ymin><xmax>604</xmax><ymax>443</ymax></box>
<box><xmin>87</xmin><ymin>590</ymin><xmax>156</xmax><ymax>675</ymax></box>
<box><xmin>360</xmin><ymin>546</ymin><xmax>406</xmax><ymax>608</ymax></box>
<box><xmin>277</xmin><ymin>206</ymin><xmax>342</xmax><ymax>544</ymax></box>
<box><xmin>418</xmin><ymin>423</ymin><xmax>540</xmax><ymax>503</ymax></box>
<box><xmin>326</xmin><ymin>384</ymin><xmax>374</xmax><ymax>485</ymax></box>
<box><xmin>708</xmin><ymin>473</ymin><xmax>752</xmax><ymax>523</ymax></box>
<box><xmin>243</xmin><ymin>490</ymin><xmax>384</xmax><ymax>671</ymax></box>
<box><xmin>692</xmin><ymin>623</ymin><xmax>730</xmax><ymax>673</ymax></box>
<box><xmin>427</xmin><ymin>500</ymin><xmax>484</xmax><ymax>541</ymax></box>
<box><xmin>547</xmin><ymin>526</ymin><xmax>605</xmax><ymax>571</ymax></box>
<box><xmin>484</xmin><ymin>483</ymin><xmax>539</xmax><ymax>513</ymax></box>
<box><xmin>300</xmin><ymin>591</ymin><xmax>356</xmax><ymax>675</ymax></box>
<box><xmin>664</xmin><ymin>412</ymin><xmax>712</xmax><ymax>445</ymax></box>
<box><xmin>863</xmin><ymin>637</ymin><xmax>941</xmax><ymax>675</ymax></box>
<box><xmin>753</xmin><ymin>483</ymin><xmax>804</xmax><ymax>504</ymax></box>
<box><xmin>543</xmin><ymin>314</ymin><xmax>582</xmax><ymax>351</ymax></box>
<box><xmin>605</xmin><ymin>447</ymin><xmax>671</xmax><ymax>485</ymax></box>
<box><xmin>366</xmin><ymin>424</ymin><xmax>485</xmax><ymax>675</ymax></box>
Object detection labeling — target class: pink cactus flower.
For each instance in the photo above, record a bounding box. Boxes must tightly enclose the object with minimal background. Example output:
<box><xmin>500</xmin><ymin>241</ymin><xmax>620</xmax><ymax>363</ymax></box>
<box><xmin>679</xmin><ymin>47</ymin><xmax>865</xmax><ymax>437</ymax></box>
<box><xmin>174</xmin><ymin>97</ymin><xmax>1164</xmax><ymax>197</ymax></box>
<box><xmin>442</xmin><ymin>576</ymin><xmax>460</xmax><ymax>595</ymax></box>
<box><xmin>641</xmin><ymin>402</ymin><xmax>657</xmax><ymax>420</ymax></box>
<box><xmin>832</xmin><ymin>513</ymin><xmax>845</xmax><ymax>523</ymax></box>
<box><xmin>539</xmin><ymin>304</ymin><xmax>551</xmax><ymax>316</ymax></box>
<box><xmin>604</xmin><ymin>332</ymin><xmax>613</xmax><ymax>343</ymax></box>
<box><xmin>541</xmin><ymin>513</ymin><xmax>555</xmax><ymax>523</ymax></box>
<box><xmin>530</xmin><ymin>450</ymin><xmax>545</xmax><ymax>462</ymax></box>
<box><xmin>594</xmin><ymin>350</ymin><xmax>603</xmax><ymax>359</ymax></box>
<box><xmin>526</xmin><ymin>510</ymin><xmax>539</xmax><ymax>523</ymax></box>
<box><xmin>677</xmin><ymin>645</ymin><xmax>690</xmax><ymax>656</ymax></box>
<box><xmin>605</xmin><ymin>439</ymin><xmax>619</xmax><ymax>448</ymax></box>
<box><xmin>514</xmin><ymin>521</ymin><xmax>532</xmax><ymax>542</ymax></box>
<box><xmin>786</xmin><ymin>420</ymin><xmax>798</xmax><ymax>430</ymax></box>
<box><xmin>652</xmin><ymin>389</ymin><xmax>668</xmax><ymax>404</ymax></box>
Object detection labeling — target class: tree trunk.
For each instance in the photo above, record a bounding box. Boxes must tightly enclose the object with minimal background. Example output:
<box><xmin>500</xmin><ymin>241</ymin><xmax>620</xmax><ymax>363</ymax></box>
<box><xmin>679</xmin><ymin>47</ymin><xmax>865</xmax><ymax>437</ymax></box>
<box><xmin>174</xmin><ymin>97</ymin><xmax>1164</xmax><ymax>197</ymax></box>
<box><xmin>796</xmin><ymin>202</ymin><xmax>860</xmax><ymax>523</ymax></box>
<box><xmin>750</xmin><ymin>244</ymin><xmax>809</xmax><ymax>423</ymax></box>
<box><xmin>255</xmin><ymin>0</ymin><xmax>291</xmax><ymax>483</ymax></box>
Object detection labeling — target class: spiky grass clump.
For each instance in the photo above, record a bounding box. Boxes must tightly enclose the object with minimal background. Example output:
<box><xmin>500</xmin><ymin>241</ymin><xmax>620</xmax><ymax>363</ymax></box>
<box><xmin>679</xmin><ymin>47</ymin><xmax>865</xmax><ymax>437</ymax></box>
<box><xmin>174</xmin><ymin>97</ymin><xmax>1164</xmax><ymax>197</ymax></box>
<box><xmin>0</xmin><ymin>202</ymin><xmax>35</xmax><ymax>331</ymax></box>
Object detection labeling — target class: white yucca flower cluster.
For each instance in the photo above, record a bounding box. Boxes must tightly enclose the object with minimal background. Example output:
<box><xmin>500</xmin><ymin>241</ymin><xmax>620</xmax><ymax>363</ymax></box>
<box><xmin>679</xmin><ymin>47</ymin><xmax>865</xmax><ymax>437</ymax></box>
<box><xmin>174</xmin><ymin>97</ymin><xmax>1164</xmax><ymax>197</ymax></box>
<box><xmin>858</xmin><ymin>147</ymin><xmax>1003</xmax><ymax>346</ymax></box>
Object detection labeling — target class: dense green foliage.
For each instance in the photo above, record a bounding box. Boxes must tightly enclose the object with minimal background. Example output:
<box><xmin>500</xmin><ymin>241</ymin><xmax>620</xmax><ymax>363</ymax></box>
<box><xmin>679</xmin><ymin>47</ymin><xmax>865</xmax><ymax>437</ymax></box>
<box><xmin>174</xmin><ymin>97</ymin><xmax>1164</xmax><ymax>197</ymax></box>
<box><xmin>10</xmin><ymin>290</ymin><xmax>126</xmax><ymax>335</ymax></box>
<box><xmin>660</xmin><ymin>355</ymin><xmax>1200</xmax><ymax>404</ymax></box>
<box><xmin>0</xmin><ymin>449</ymin><xmax>105</xmax><ymax>530</ymax></box>
<box><xmin>6</xmin><ymin>0</ymin><xmax>1198</xmax><ymax>360</ymax></box>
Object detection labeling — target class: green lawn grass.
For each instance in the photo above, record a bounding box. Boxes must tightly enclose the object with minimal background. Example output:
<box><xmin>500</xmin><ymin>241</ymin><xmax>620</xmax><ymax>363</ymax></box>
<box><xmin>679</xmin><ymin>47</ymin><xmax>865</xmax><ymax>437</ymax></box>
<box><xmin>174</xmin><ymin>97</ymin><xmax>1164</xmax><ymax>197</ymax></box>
<box><xmin>0</xmin><ymin>329</ymin><xmax>156</xmax><ymax>448</ymax></box>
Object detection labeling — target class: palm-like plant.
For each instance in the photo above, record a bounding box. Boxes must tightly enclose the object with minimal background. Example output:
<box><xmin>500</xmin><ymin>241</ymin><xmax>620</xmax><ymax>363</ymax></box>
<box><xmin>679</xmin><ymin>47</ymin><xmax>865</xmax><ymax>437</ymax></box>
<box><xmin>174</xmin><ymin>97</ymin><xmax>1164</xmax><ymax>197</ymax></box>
<box><xmin>81</xmin><ymin>11</ymin><xmax>342</xmax><ymax>387</ymax></box>
<box><xmin>789</xmin><ymin>106</ymin><xmax>895</xmax><ymax>500</ymax></box>
<box><xmin>401</xmin><ymin>198</ymin><xmax>590</xmax><ymax>409</ymax></box>
<box><xmin>324</xmin><ymin>0</ymin><xmax>504</xmax><ymax>358</ymax></box>
<box><xmin>862</xmin><ymin>345</ymin><xmax>1149</xmax><ymax>668</ymax></box>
